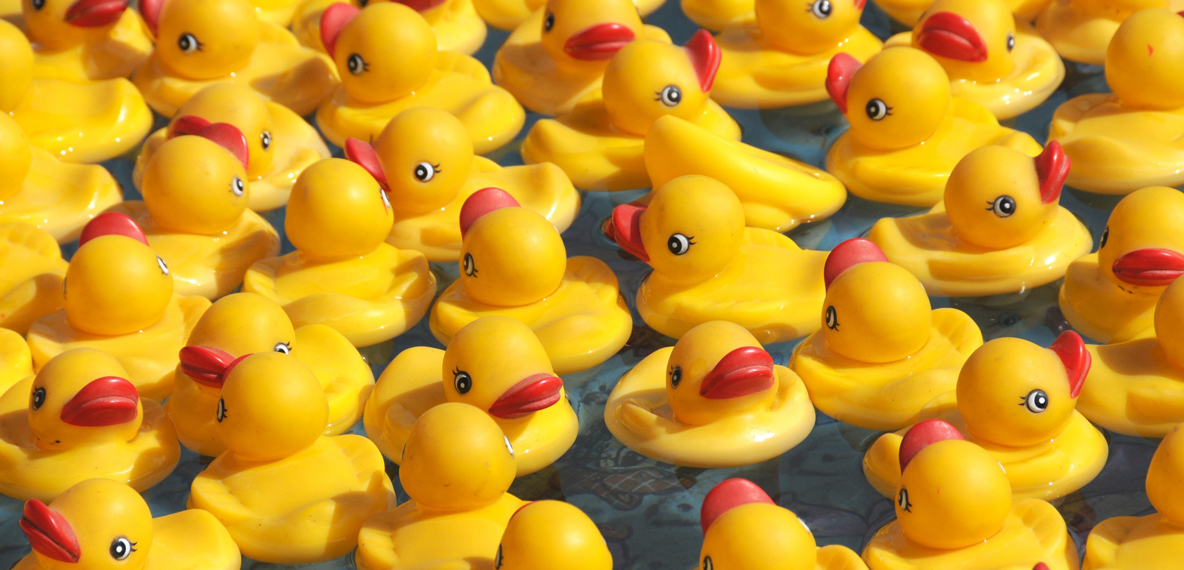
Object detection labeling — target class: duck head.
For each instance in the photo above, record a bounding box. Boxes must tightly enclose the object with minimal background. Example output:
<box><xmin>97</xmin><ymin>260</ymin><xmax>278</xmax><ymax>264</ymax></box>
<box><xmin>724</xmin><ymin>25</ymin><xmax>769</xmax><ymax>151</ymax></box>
<box><xmin>1154</xmin><ymin>278</ymin><xmax>1184</xmax><ymax>369</ymax></box>
<box><xmin>142</xmin><ymin>119</ymin><xmax>249</xmax><ymax>235</ymax></box>
<box><xmin>540</xmin><ymin>0</ymin><xmax>643</xmax><ymax>70</ymax></box>
<box><xmin>1147</xmin><ymin>424</ymin><xmax>1184</xmax><ymax>525</ymax></box>
<box><xmin>321</xmin><ymin>3</ymin><xmax>437</xmax><ymax>105</ymax></box>
<box><xmin>698</xmin><ymin>479</ymin><xmax>816</xmax><ymax>570</ymax></box>
<box><xmin>0</xmin><ymin>20</ymin><xmax>34</xmax><ymax>113</ymax></box>
<box><xmin>827</xmin><ymin>47</ymin><xmax>952</xmax><ymax>150</ymax></box>
<box><xmin>286</xmin><ymin>158</ymin><xmax>393</xmax><ymax>260</ymax></box>
<box><xmin>140</xmin><ymin>0</ymin><xmax>260</xmax><ymax>81</ymax></box>
<box><xmin>1105</xmin><ymin>9</ymin><xmax>1184</xmax><ymax>111</ymax></box>
<box><xmin>344</xmin><ymin>107</ymin><xmax>474</xmax><ymax>214</ymax></box>
<box><xmin>180</xmin><ymin>293</ymin><xmax>296</xmax><ymax>390</ymax></box>
<box><xmin>755</xmin><ymin>0</ymin><xmax>866</xmax><ymax>55</ymax></box>
<box><xmin>0</xmin><ymin>113</ymin><xmax>32</xmax><ymax>201</ymax></box>
<box><xmin>601</xmin><ymin>30</ymin><xmax>720</xmax><ymax>136</ymax></box>
<box><xmin>24</xmin><ymin>0</ymin><xmax>129</xmax><ymax>50</ymax></box>
<box><xmin>214</xmin><ymin>351</ymin><xmax>328</xmax><ymax>462</ymax></box>
<box><xmin>399</xmin><ymin>402</ymin><xmax>516</xmax><ymax>511</ymax></box>
<box><xmin>495</xmin><ymin>500</ymin><xmax>612</xmax><ymax>570</ymax></box>
<box><xmin>65</xmin><ymin>214</ymin><xmax>173</xmax><ymax>337</ymax></box>
<box><xmin>21</xmin><ymin>479</ymin><xmax>154</xmax><ymax>570</ymax></box>
<box><xmin>945</xmin><ymin>142</ymin><xmax>1069</xmax><ymax>250</ymax></box>
<box><xmin>665</xmin><ymin>321</ymin><xmax>779</xmax><ymax>426</ymax></box>
<box><xmin>1097</xmin><ymin>186</ymin><xmax>1184</xmax><ymax>294</ymax></box>
<box><xmin>28</xmin><ymin>348</ymin><xmax>142</xmax><ymax>452</ymax></box>
<box><xmin>912</xmin><ymin>0</ymin><xmax>1016</xmax><ymax>83</ymax></box>
<box><xmin>821</xmin><ymin>239</ymin><xmax>932</xmax><ymax>364</ymax></box>
<box><xmin>169</xmin><ymin>84</ymin><xmax>275</xmax><ymax>179</ymax></box>
<box><xmin>457</xmin><ymin>188</ymin><xmax>566</xmax><ymax>307</ymax></box>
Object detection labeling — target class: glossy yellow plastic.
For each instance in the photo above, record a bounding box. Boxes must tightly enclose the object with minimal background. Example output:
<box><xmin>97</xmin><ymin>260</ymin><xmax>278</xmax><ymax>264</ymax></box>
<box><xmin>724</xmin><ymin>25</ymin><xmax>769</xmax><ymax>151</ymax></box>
<box><xmin>430</xmin><ymin>202</ymin><xmax>631</xmax><ymax>375</ymax></box>
<box><xmin>825</xmin><ymin>47</ymin><xmax>1042</xmax><ymax>207</ymax></box>
<box><xmin>1048</xmin><ymin>10</ymin><xmax>1184</xmax><ymax>194</ymax></box>
<box><xmin>477</xmin><ymin>0</ymin><xmax>664</xmax><ymax>30</ymax></box>
<box><xmin>1035</xmin><ymin>0</ymin><xmax>1184</xmax><ymax>65</ymax></box>
<box><xmin>700</xmin><ymin>499</ymin><xmax>868</xmax><ymax>570</ymax></box>
<box><xmin>24</xmin><ymin>0</ymin><xmax>151</xmax><ymax>81</ymax></box>
<box><xmin>496</xmin><ymin>501</ymin><xmax>613</xmax><ymax>570</ymax></box>
<box><xmin>0</xmin><ymin>224</ymin><xmax>67</xmax><ymax>335</ymax></box>
<box><xmin>792</xmin><ymin>261</ymin><xmax>983</xmax><ymax>431</ymax></box>
<box><xmin>356</xmin><ymin>402</ymin><xmax>524</xmax><ymax>570</ymax></box>
<box><xmin>243</xmin><ymin>159</ymin><xmax>436</xmax><ymax>348</ymax></box>
<box><xmin>492</xmin><ymin>0</ymin><xmax>668</xmax><ymax>115</ymax></box>
<box><xmin>868</xmin><ymin>145</ymin><xmax>1092</xmax><ymax>297</ymax></box>
<box><xmin>133</xmin><ymin>83</ymin><xmax>331</xmax><ymax>212</ymax></box>
<box><xmin>1060</xmin><ymin>187</ymin><xmax>1184</xmax><ymax>344</ymax></box>
<box><xmin>875</xmin><ymin>0</ymin><xmax>1052</xmax><ymax>27</ymax></box>
<box><xmin>315</xmin><ymin>3</ymin><xmax>521</xmax><ymax>153</ymax></box>
<box><xmin>292</xmin><ymin>0</ymin><xmax>486</xmax><ymax>56</ymax></box>
<box><xmin>0</xmin><ymin>329</ymin><xmax>33</xmax><ymax>394</ymax></box>
<box><xmin>12</xmin><ymin>478</ymin><xmax>240</xmax><ymax>570</ymax></box>
<box><xmin>167</xmin><ymin>292</ymin><xmax>374</xmax><ymax>456</ymax></box>
<box><xmin>711</xmin><ymin>0</ymin><xmax>882</xmax><ymax>108</ymax></box>
<box><xmin>355</xmin><ymin>107</ymin><xmax>580</xmax><ymax>262</ymax></box>
<box><xmin>605</xmin><ymin>321</ymin><xmax>815</xmax><ymax>467</ymax></box>
<box><xmin>365</xmin><ymin>316</ymin><xmax>578</xmax><ymax>476</ymax></box>
<box><xmin>680</xmin><ymin>0</ymin><xmax>754</xmax><ymax>30</ymax></box>
<box><xmin>131</xmin><ymin>0</ymin><xmax>338</xmax><ymax>116</ymax></box>
<box><xmin>864</xmin><ymin>337</ymin><xmax>1108</xmax><ymax>502</ymax></box>
<box><xmin>0</xmin><ymin>348</ymin><xmax>180</xmax><ymax>501</ymax></box>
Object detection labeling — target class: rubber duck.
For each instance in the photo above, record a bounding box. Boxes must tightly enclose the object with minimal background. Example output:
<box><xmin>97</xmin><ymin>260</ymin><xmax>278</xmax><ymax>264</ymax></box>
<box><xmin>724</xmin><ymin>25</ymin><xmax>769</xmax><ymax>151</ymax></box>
<box><xmin>132</xmin><ymin>0</ymin><xmax>338</xmax><ymax>117</ymax></box>
<box><xmin>492</xmin><ymin>0</ymin><xmax>670</xmax><ymax>116</ymax></box>
<box><xmin>791</xmin><ymin>239</ymin><xmax>983</xmax><ymax>431</ymax></box>
<box><xmin>0</xmin><ymin>223</ymin><xmax>67</xmax><ymax>335</ymax></box>
<box><xmin>824</xmin><ymin>47</ymin><xmax>1042</xmax><ymax>206</ymax></box>
<box><xmin>12</xmin><ymin>478</ymin><xmax>240</xmax><ymax>570</ymax></box>
<box><xmin>494</xmin><ymin>501</ymin><xmax>613</xmax><ymax>570</ymax></box>
<box><xmin>695</xmin><ymin>479</ymin><xmax>868</xmax><ymax>570</ymax></box>
<box><xmin>522</xmin><ymin>30</ymin><xmax>741</xmax><ymax>191</ymax></box>
<box><xmin>710</xmin><ymin>0</ymin><xmax>883</xmax><ymax>109</ymax></box>
<box><xmin>680</xmin><ymin>0</ymin><xmax>756</xmax><ymax>31</ymax></box>
<box><xmin>1035</xmin><ymin>0</ymin><xmax>1184</xmax><ymax>65</ymax></box>
<box><xmin>1081</xmin><ymin>424</ymin><xmax>1184</xmax><ymax>570</ymax></box>
<box><xmin>365</xmin><ymin>316</ymin><xmax>578</xmax><ymax>476</ymax></box>
<box><xmin>609</xmin><ymin>175</ymin><xmax>827</xmax><ymax>342</ymax></box>
<box><xmin>430</xmin><ymin>188</ymin><xmax>631</xmax><ymax>375</ymax></box>
<box><xmin>291</xmin><ymin>0</ymin><xmax>487</xmax><ymax>56</ymax></box>
<box><xmin>167</xmin><ymin>292</ymin><xmax>374</xmax><ymax>456</ymax></box>
<box><xmin>343</xmin><ymin>106</ymin><xmax>580</xmax><ymax>261</ymax></box>
<box><xmin>605</xmin><ymin>320</ymin><xmax>815</xmax><ymax>467</ymax></box>
<box><xmin>133</xmin><ymin>83</ymin><xmax>332</xmax><ymax>212</ymax></box>
<box><xmin>874</xmin><ymin>0</ymin><xmax>1053</xmax><ymax>27</ymax></box>
<box><xmin>1048</xmin><ymin>9</ymin><xmax>1184</xmax><ymax>194</ymax></box>
<box><xmin>243</xmin><ymin>158</ymin><xmax>436</xmax><ymax>348</ymax></box>
<box><xmin>356</xmin><ymin>402</ymin><xmax>524</xmax><ymax>570</ymax></box>
<box><xmin>26</xmin><ymin>214</ymin><xmax>212</xmax><ymax>402</ymax></box>
<box><xmin>0</xmin><ymin>329</ymin><xmax>33</xmax><ymax>394</ymax></box>
<box><xmin>882</xmin><ymin>0</ymin><xmax>1064</xmax><ymax>120</ymax></box>
<box><xmin>1059</xmin><ymin>186</ymin><xmax>1184</xmax><ymax>344</ymax></box>
<box><xmin>867</xmin><ymin>141</ymin><xmax>1093</xmax><ymax>297</ymax></box>
<box><xmin>863</xmin><ymin>332</ymin><xmax>1109</xmax><ymax>502</ymax></box>
<box><xmin>23</xmin><ymin>0</ymin><xmax>152</xmax><ymax>81</ymax></box>
<box><xmin>0</xmin><ymin>20</ymin><xmax>152</xmax><ymax>164</ymax></box>
<box><xmin>476</xmin><ymin>0</ymin><xmax>665</xmax><ymax>31</ymax></box>
<box><xmin>0</xmin><ymin>348</ymin><xmax>180</xmax><ymax>501</ymax></box>
<box><xmin>642</xmin><ymin>115</ymin><xmax>847</xmax><ymax>233</ymax></box>
<box><xmin>862</xmin><ymin>420</ymin><xmax>1079</xmax><ymax>570</ymax></box>
<box><xmin>314</xmin><ymin>2</ymin><xmax>522</xmax><ymax>153</ymax></box>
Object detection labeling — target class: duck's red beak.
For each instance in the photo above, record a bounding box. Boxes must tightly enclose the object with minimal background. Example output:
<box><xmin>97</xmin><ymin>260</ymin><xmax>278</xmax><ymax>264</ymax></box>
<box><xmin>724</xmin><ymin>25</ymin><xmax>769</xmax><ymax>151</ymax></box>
<box><xmin>1049</xmin><ymin>330</ymin><xmax>1089</xmax><ymax>399</ymax></box>
<box><xmin>344</xmin><ymin>138</ymin><xmax>389</xmax><ymax>191</ymax></box>
<box><xmin>488</xmin><ymin>374</ymin><xmax>564</xmax><ymax>419</ymax></box>
<box><xmin>610</xmin><ymin>204</ymin><xmax>648</xmax><ymax>262</ymax></box>
<box><xmin>916</xmin><ymin>12</ymin><xmax>988</xmax><ymax>62</ymax></box>
<box><xmin>564</xmin><ymin>23</ymin><xmax>636</xmax><ymax>61</ymax></box>
<box><xmin>64</xmin><ymin>0</ymin><xmax>128</xmax><ymax>27</ymax></box>
<box><xmin>179</xmin><ymin>346</ymin><xmax>251</xmax><ymax>389</ymax></box>
<box><xmin>699</xmin><ymin>346</ymin><xmax>775</xmax><ymax>400</ymax></box>
<box><xmin>1111</xmin><ymin>248</ymin><xmax>1184</xmax><ymax>287</ymax></box>
<box><xmin>20</xmin><ymin>500</ymin><xmax>80</xmax><ymax>563</ymax></box>
<box><xmin>1035</xmin><ymin>141</ymin><xmax>1070</xmax><ymax>205</ymax></box>
<box><xmin>59</xmin><ymin>377</ymin><xmax>139</xmax><ymax>427</ymax></box>
<box><xmin>396</xmin><ymin>0</ymin><xmax>446</xmax><ymax>10</ymax></box>
<box><xmin>825</xmin><ymin>53</ymin><xmax>861</xmax><ymax>114</ymax></box>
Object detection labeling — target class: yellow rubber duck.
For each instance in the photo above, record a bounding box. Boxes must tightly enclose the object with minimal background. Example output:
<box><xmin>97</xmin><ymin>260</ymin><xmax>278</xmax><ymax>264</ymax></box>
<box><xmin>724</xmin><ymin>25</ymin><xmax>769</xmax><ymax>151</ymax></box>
<box><xmin>430</xmin><ymin>188</ymin><xmax>631</xmax><ymax>375</ymax></box>
<box><xmin>711</xmin><ymin>0</ymin><xmax>883</xmax><ymax>109</ymax></box>
<box><xmin>1036</xmin><ymin>0</ymin><xmax>1184</xmax><ymax>65</ymax></box>
<box><xmin>862</xmin><ymin>420</ymin><xmax>1081</xmax><ymax>570</ymax></box>
<box><xmin>0</xmin><ymin>348</ymin><xmax>180</xmax><ymax>501</ymax></box>
<box><xmin>522</xmin><ymin>30</ymin><xmax>741</xmax><ymax>191</ymax></box>
<box><xmin>0</xmin><ymin>223</ymin><xmax>66</xmax><ymax>336</ymax></box>
<box><xmin>871</xmin><ymin>0</ymin><xmax>1052</xmax><ymax>27</ymax></box>
<box><xmin>0</xmin><ymin>20</ymin><xmax>152</xmax><ymax>164</ymax></box>
<box><xmin>1081</xmin><ymin>424</ymin><xmax>1184</xmax><ymax>569</ymax></box>
<box><xmin>133</xmin><ymin>83</ymin><xmax>332</xmax><ymax>212</ymax></box>
<box><xmin>883</xmin><ymin>0</ymin><xmax>1064</xmax><ymax>120</ymax></box>
<box><xmin>605</xmin><ymin>320</ymin><xmax>816</xmax><ymax>467</ymax></box>
<box><xmin>492</xmin><ymin>0</ymin><xmax>670</xmax><ymax>115</ymax></box>
<box><xmin>167</xmin><ymin>292</ymin><xmax>374</xmax><ymax>456</ymax></box>
<box><xmin>791</xmin><ymin>238</ymin><xmax>983</xmax><ymax>431</ymax></box>
<box><xmin>23</xmin><ymin>0</ymin><xmax>152</xmax><ymax>81</ymax></box>
<box><xmin>477</xmin><ymin>0</ymin><xmax>665</xmax><ymax>31</ymax></box>
<box><xmin>356</xmin><ymin>402</ymin><xmax>524</xmax><ymax>570</ymax></box>
<box><xmin>867</xmin><ymin>141</ymin><xmax>1093</xmax><ymax>297</ymax></box>
<box><xmin>13</xmin><ymin>478</ymin><xmax>240</xmax><ymax>570</ymax></box>
<box><xmin>642</xmin><ymin>115</ymin><xmax>847</xmax><ymax>233</ymax></box>
<box><xmin>1059</xmin><ymin>186</ymin><xmax>1184</xmax><ymax>344</ymax></box>
<box><xmin>365</xmin><ymin>316</ymin><xmax>577</xmax><ymax>477</ymax></box>
<box><xmin>343</xmin><ymin>106</ymin><xmax>580</xmax><ymax>262</ymax></box>
<box><xmin>243</xmin><ymin>159</ymin><xmax>436</xmax><ymax>348</ymax></box>
<box><xmin>1048</xmin><ymin>9</ymin><xmax>1184</xmax><ymax>194</ymax></box>
<box><xmin>315</xmin><ymin>2</ymin><xmax>522</xmax><ymax>153</ymax></box>
<box><xmin>610</xmin><ymin>175</ymin><xmax>827</xmax><ymax>342</ymax></box>
<box><xmin>695</xmin><ymin>478</ymin><xmax>868</xmax><ymax>570</ymax></box>
<box><xmin>0</xmin><ymin>329</ymin><xmax>34</xmax><ymax>394</ymax></box>
<box><xmin>863</xmin><ymin>332</ymin><xmax>1108</xmax><ymax>502</ymax></box>
<box><xmin>27</xmin><ymin>214</ymin><xmax>211</xmax><ymax>402</ymax></box>
<box><xmin>680</xmin><ymin>0</ymin><xmax>757</xmax><ymax>31</ymax></box>
<box><xmin>291</xmin><ymin>0</ymin><xmax>487</xmax><ymax>56</ymax></box>
<box><xmin>132</xmin><ymin>0</ymin><xmax>338</xmax><ymax>117</ymax></box>
<box><xmin>188</xmin><ymin>351</ymin><xmax>394</xmax><ymax>564</ymax></box>
<box><xmin>494</xmin><ymin>500</ymin><xmax>613</xmax><ymax>570</ymax></box>
<box><xmin>824</xmin><ymin>47</ymin><xmax>1042</xmax><ymax>206</ymax></box>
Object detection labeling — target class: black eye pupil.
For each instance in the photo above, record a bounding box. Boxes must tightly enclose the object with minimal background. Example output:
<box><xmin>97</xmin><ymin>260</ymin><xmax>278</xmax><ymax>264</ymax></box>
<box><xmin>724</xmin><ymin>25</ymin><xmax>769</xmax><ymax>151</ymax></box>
<box><xmin>703</xmin><ymin>555</ymin><xmax>713</xmax><ymax>570</ymax></box>
<box><xmin>667</xmin><ymin>234</ymin><xmax>691</xmax><ymax>254</ymax></box>
<box><xmin>348</xmin><ymin>54</ymin><xmax>365</xmax><ymax>75</ymax></box>
<box><xmin>993</xmin><ymin>196</ymin><xmax>1016</xmax><ymax>217</ymax></box>
<box><xmin>216</xmin><ymin>399</ymin><xmax>227</xmax><ymax>422</ymax></box>
<box><xmin>1100</xmin><ymin>227</ymin><xmax>1109</xmax><ymax>249</ymax></box>
<box><xmin>463</xmin><ymin>253</ymin><xmax>476</xmax><ymax>276</ymax></box>
<box><xmin>1025</xmin><ymin>389</ymin><xmax>1049</xmax><ymax>412</ymax></box>
<box><xmin>495</xmin><ymin>545</ymin><xmax>503</xmax><ymax>569</ymax></box>
<box><xmin>32</xmin><ymin>0</ymin><xmax>44</xmax><ymax>9</ymax></box>
<box><xmin>32</xmin><ymin>388</ymin><xmax>45</xmax><ymax>410</ymax></box>
<box><xmin>544</xmin><ymin>13</ymin><xmax>554</xmax><ymax>31</ymax></box>
<box><xmin>261</xmin><ymin>132</ymin><xmax>271</xmax><ymax>149</ymax></box>
<box><xmin>814</xmin><ymin>0</ymin><xmax>831</xmax><ymax>16</ymax></box>
<box><xmin>826</xmin><ymin>306</ymin><xmax>839</xmax><ymax>330</ymax></box>
<box><xmin>866</xmin><ymin>99</ymin><xmax>889</xmax><ymax>120</ymax></box>
<box><xmin>670</xmin><ymin>367</ymin><xmax>681</xmax><ymax>387</ymax></box>
<box><xmin>455</xmin><ymin>372</ymin><xmax>472</xmax><ymax>394</ymax></box>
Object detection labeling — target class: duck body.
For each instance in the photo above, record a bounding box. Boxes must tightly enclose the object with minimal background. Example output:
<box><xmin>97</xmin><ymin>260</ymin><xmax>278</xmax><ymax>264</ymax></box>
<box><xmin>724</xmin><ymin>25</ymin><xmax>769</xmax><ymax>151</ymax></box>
<box><xmin>0</xmin><ymin>223</ymin><xmax>67</xmax><ymax>335</ymax></box>
<box><xmin>477</xmin><ymin>0</ymin><xmax>664</xmax><ymax>30</ymax></box>
<box><xmin>495</xmin><ymin>500</ymin><xmax>614</xmax><ymax>570</ymax></box>
<box><xmin>680</xmin><ymin>0</ymin><xmax>756</xmax><ymax>31</ymax></box>
<box><xmin>292</xmin><ymin>0</ymin><xmax>487</xmax><ymax>56</ymax></box>
<box><xmin>876</xmin><ymin>0</ymin><xmax>1052</xmax><ymax>27</ymax></box>
<box><xmin>26</xmin><ymin>4</ymin><xmax>152</xmax><ymax>81</ymax></box>
<box><xmin>0</xmin><ymin>329</ymin><xmax>33</xmax><ymax>394</ymax></box>
<box><xmin>0</xmin><ymin>146</ymin><xmax>122</xmax><ymax>243</ymax></box>
<box><xmin>1035</xmin><ymin>0</ymin><xmax>1183</xmax><ymax>65</ymax></box>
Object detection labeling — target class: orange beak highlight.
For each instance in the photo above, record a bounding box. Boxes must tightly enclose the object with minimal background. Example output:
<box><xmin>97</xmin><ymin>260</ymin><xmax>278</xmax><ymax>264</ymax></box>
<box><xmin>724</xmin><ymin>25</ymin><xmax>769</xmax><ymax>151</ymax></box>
<box><xmin>699</xmin><ymin>346</ymin><xmax>775</xmax><ymax>400</ymax></box>
<box><xmin>488</xmin><ymin>373</ymin><xmax>564</xmax><ymax>419</ymax></box>
<box><xmin>21</xmin><ymin>499</ymin><xmax>80</xmax><ymax>563</ymax></box>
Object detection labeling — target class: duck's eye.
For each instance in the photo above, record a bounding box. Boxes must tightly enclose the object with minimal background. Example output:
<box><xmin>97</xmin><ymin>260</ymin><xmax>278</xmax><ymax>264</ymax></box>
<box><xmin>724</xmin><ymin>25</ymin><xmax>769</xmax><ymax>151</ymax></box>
<box><xmin>897</xmin><ymin>488</ymin><xmax>912</xmax><ymax>512</ymax></box>
<box><xmin>260</xmin><ymin>131</ymin><xmax>272</xmax><ymax>150</ymax></box>
<box><xmin>31</xmin><ymin>387</ymin><xmax>45</xmax><ymax>410</ymax></box>
<box><xmin>177</xmin><ymin>33</ymin><xmax>201</xmax><ymax>54</ymax></box>
<box><xmin>157</xmin><ymin>256</ymin><xmax>170</xmax><ymax>276</ymax></box>
<box><xmin>357</xmin><ymin>0</ymin><xmax>367</xmax><ymax>6</ymax></box>
<box><xmin>231</xmin><ymin>177</ymin><xmax>245</xmax><ymax>197</ymax></box>
<box><xmin>825</xmin><ymin>306</ymin><xmax>839</xmax><ymax>330</ymax></box>
<box><xmin>865</xmin><ymin>98</ymin><xmax>892</xmax><ymax>121</ymax></box>
<box><xmin>379</xmin><ymin>187</ymin><xmax>391</xmax><ymax>210</ymax></box>
<box><xmin>1023</xmin><ymin>389</ymin><xmax>1049</xmax><ymax>413</ymax></box>
<box><xmin>810</xmin><ymin>0</ymin><xmax>832</xmax><ymax>18</ymax></box>
<box><xmin>109</xmin><ymin>537</ymin><xmax>135</xmax><ymax>561</ymax></box>
<box><xmin>273</xmin><ymin>342</ymin><xmax>291</xmax><ymax>355</ymax></box>
<box><xmin>347</xmin><ymin>53</ymin><xmax>368</xmax><ymax>75</ymax></box>
<box><xmin>657</xmin><ymin>85</ymin><xmax>683</xmax><ymax>108</ymax></box>
<box><xmin>669</xmin><ymin>365</ymin><xmax>682</xmax><ymax>388</ymax></box>
<box><xmin>413</xmin><ymin>162</ymin><xmax>438</xmax><ymax>182</ymax></box>
<box><xmin>503</xmin><ymin>435</ymin><xmax>514</xmax><ymax>457</ymax></box>
<box><xmin>463</xmin><ymin>253</ymin><xmax>477</xmax><ymax>277</ymax></box>
<box><xmin>989</xmin><ymin>195</ymin><xmax>1016</xmax><ymax>218</ymax></box>
<box><xmin>453</xmin><ymin>368</ymin><xmax>472</xmax><ymax>394</ymax></box>
<box><xmin>702</xmin><ymin>555</ymin><xmax>714</xmax><ymax>570</ymax></box>
<box><xmin>667</xmin><ymin>233</ymin><xmax>693</xmax><ymax>255</ymax></box>
<box><xmin>1006</xmin><ymin>32</ymin><xmax>1015</xmax><ymax>52</ymax></box>
<box><xmin>1099</xmin><ymin>226</ymin><xmax>1109</xmax><ymax>249</ymax></box>
<box><xmin>495</xmin><ymin>544</ymin><xmax>504</xmax><ymax>569</ymax></box>
<box><xmin>30</xmin><ymin>0</ymin><xmax>44</xmax><ymax>10</ymax></box>
<box><xmin>543</xmin><ymin>12</ymin><xmax>554</xmax><ymax>32</ymax></box>
<box><xmin>216</xmin><ymin>398</ymin><xmax>228</xmax><ymax>422</ymax></box>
